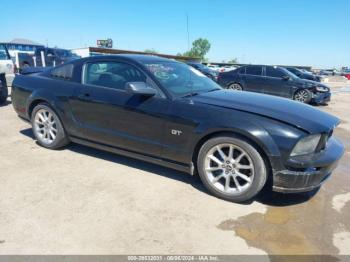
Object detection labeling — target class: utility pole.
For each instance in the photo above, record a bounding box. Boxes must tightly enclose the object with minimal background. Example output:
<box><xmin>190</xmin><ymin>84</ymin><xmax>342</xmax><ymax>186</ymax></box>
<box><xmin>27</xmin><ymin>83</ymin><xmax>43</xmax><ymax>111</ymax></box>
<box><xmin>186</xmin><ymin>13</ymin><xmax>190</xmax><ymax>51</ymax></box>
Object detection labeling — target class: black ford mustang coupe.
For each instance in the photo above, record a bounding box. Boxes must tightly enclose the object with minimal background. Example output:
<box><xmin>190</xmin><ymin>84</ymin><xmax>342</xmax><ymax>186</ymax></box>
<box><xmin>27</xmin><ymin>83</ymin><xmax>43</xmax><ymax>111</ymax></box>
<box><xmin>12</xmin><ymin>55</ymin><xmax>344</xmax><ymax>202</ymax></box>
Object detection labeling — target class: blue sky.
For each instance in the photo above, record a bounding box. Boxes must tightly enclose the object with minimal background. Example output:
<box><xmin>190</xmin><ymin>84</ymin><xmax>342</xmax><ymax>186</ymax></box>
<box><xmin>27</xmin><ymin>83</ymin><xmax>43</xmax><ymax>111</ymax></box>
<box><xmin>1</xmin><ymin>0</ymin><xmax>349</xmax><ymax>68</ymax></box>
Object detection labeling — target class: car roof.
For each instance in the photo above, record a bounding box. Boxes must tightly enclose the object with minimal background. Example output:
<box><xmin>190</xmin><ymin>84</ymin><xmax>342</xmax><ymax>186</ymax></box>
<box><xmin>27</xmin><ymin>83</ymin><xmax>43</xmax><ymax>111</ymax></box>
<box><xmin>79</xmin><ymin>54</ymin><xmax>177</xmax><ymax>64</ymax></box>
<box><xmin>241</xmin><ymin>64</ymin><xmax>283</xmax><ymax>68</ymax></box>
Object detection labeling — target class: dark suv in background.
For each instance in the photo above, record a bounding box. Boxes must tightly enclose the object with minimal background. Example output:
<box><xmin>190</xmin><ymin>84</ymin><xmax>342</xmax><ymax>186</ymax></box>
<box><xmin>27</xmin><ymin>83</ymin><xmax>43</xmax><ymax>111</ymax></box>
<box><xmin>35</xmin><ymin>47</ymin><xmax>80</xmax><ymax>67</ymax></box>
<box><xmin>218</xmin><ymin>65</ymin><xmax>330</xmax><ymax>104</ymax></box>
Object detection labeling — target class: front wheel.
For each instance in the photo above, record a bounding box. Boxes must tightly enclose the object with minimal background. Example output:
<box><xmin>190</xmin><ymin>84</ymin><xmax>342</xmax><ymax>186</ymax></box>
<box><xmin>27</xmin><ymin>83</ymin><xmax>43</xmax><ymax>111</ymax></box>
<box><xmin>294</xmin><ymin>89</ymin><xmax>311</xmax><ymax>103</ymax></box>
<box><xmin>31</xmin><ymin>103</ymin><xmax>69</xmax><ymax>149</ymax></box>
<box><xmin>227</xmin><ymin>83</ymin><xmax>243</xmax><ymax>91</ymax></box>
<box><xmin>197</xmin><ymin>136</ymin><xmax>267</xmax><ymax>202</ymax></box>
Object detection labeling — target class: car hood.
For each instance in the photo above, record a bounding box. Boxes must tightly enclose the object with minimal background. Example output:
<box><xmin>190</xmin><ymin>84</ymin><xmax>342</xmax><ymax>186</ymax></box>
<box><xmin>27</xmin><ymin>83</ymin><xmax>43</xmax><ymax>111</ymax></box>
<box><xmin>192</xmin><ymin>90</ymin><xmax>340</xmax><ymax>133</ymax></box>
<box><xmin>201</xmin><ymin>68</ymin><xmax>218</xmax><ymax>76</ymax></box>
<box><xmin>294</xmin><ymin>77</ymin><xmax>328</xmax><ymax>89</ymax></box>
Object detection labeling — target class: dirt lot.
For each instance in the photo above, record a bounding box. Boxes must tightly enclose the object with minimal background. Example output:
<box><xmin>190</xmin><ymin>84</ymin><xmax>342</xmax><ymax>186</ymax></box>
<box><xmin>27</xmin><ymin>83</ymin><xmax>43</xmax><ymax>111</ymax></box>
<box><xmin>0</xmin><ymin>85</ymin><xmax>350</xmax><ymax>256</ymax></box>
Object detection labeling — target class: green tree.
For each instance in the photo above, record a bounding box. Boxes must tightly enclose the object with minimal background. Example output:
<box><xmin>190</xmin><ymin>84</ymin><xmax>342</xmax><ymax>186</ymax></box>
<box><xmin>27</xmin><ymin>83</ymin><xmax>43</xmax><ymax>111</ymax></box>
<box><xmin>227</xmin><ymin>58</ymin><xmax>238</xmax><ymax>64</ymax></box>
<box><xmin>183</xmin><ymin>38</ymin><xmax>211</xmax><ymax>60</ymax></box>
<box><xmin>144</xmin><ymin>49</ymin><xmax>158</xmax><ymax>54</ymax></box>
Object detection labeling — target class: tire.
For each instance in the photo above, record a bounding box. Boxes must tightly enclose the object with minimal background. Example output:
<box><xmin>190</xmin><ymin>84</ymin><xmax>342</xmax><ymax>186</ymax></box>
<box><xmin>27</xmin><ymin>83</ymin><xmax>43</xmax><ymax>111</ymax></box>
<box><xmin>31</xmin><ymin>103</ymin><xmax>69</xmax><ymax>149</ymax></box>
<box><xmin>197</xmin><ymin>136</ymin><xmax>267</xmax><ymax>202</ymax></box>
<box><xmin>293</xmin><ymin>89</ymin><xmax>311</xmax><ymax>103</ymax></box>
<box><xmin>22</xmin><ymin>62</ymin><xmax>30</xmax><ymax>68</ymax></box>
<box><xmin>0</xmin><ymin>84</ymin><xmax>8</xmax><ymax>105</ymax></box>
<box><xmin>227</xmin><ymin>83</ymin><xmax>243</xmax><ymax>91</ymax></box>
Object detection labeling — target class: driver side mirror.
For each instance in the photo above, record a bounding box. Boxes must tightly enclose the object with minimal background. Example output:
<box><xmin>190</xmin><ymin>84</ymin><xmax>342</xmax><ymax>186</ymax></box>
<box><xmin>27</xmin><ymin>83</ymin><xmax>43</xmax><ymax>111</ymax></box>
<box><xmin>125</xmin><ymin>82</ymin><xmax>157</xmax><ymax>96</ymax></box>
<box><xmin>282</xmin><ymin>75</ymin><xmax>290</xmax><ymax>81</ymax></box>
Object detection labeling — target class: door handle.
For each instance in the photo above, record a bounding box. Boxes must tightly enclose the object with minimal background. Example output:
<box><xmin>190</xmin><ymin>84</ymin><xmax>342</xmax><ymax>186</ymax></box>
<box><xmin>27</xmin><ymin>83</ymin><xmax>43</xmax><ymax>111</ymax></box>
<box><xmin>78</xmin><ymin>93</ymin><xmax>90</xmax><ymax>99</ymax></box>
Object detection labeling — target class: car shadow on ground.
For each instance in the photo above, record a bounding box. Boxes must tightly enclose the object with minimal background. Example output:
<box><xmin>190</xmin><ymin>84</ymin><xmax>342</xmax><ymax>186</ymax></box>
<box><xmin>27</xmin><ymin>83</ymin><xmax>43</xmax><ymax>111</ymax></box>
<box><xmin>0</xmin><ymin>100</ymin><xmax>11</xmax><ymax>107</ymax></box>
<box><xmin>20</xmin><ymin>127</ymin><xmax>318</xmax><ymax>207</ymax></box>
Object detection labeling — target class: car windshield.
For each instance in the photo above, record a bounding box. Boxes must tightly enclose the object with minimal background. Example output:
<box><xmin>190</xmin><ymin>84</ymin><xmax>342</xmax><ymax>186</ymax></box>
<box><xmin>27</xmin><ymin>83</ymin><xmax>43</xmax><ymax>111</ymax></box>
<box><xmin>190</xmin><ymin>63</ymin><xmax>214</xmax><ymax>72</ymax></box>
<box><xmin>280</xmin><ymin>67</ymin><xmax>299</xmax><ymax>79</ymax></box>
<box><xmin>143</xmin><ymin>61</ymin><xmax>222</xmax><ymax>97</ymax></box>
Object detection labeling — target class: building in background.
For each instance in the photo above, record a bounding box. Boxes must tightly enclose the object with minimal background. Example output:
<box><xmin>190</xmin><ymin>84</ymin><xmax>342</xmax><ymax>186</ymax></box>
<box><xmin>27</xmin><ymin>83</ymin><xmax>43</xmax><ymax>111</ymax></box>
<box><xmin>72</xmin><ymin>47</ymin><xmax>197</xmax><ymax>62</ymax></box>
<box><xmin>0</xmin><ymin>38</ymin><xmax>44</xmax><ymax>57</ymax></box>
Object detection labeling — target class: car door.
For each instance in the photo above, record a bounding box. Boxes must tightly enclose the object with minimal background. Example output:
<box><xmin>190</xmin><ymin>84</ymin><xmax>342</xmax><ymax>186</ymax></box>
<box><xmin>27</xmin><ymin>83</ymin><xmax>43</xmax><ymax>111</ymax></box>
<box><xmin>242</xmin><ymin>66</ymin><xmax>264</xmax><ymax>93</ymax></box>
<box><xmin>263</xmin><ymin>66</ymin><xmax>290</xmax><ymax>98</ymax></box>
<box><xmin>69</xmin><ymin>59</ymin><xmax>168</xmax><ymax>158</ymax></box>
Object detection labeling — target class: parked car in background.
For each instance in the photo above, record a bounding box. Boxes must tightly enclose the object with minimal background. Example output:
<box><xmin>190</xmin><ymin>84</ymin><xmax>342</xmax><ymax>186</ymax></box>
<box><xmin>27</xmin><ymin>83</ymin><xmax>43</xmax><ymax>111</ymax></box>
<box><xmin>11</xmin><ymin>55</ymin><xmax>344</xmax><ymax>202</ymax></box>
<box><xmin>186</xmin><ymin>62</ymin><xmax>218</xmax><ymax>81</ymax></box>
<box><xmin>34</xmin><ymin>47</ymin><xmax>80</xmax><ymax>67</ymax></box>
<box><xmin>0</xmin><ymin>73</ymin><xmax>8</xmax><ymax>104</ymax></box>
<box><xmin>220</xmin><ymin>65</ymin><xmax>237</xmax><ymax>73</ymax></box>
<box><xmin>285</xmin><ymin>67</ymin><xmax>322</xmax><ymax>82</ymax></box>
<box><xmin>207</xmin><ymin>65</ymin><xmax>237</xmax><ymax>73</ymax></box>
<box><xmin>319</xmin><ymin>69</ymin><xmax>341</xmax><ymax>76</ymax></box>
<box><xmin>207</xmin><ymin>64</ymin><xmax>221</xmax><ymax>71</ymax></box>
<box><xmin>341</xmin><ymin>69</ymin><xmax>350</xmax><ymax>80</ymax></box>
<box><xmin>218</xmin><ymin>65</ymin><xmax>331</xmax><ymax>104</ymax></box>
<box><xmin>301</xmin><ymin>69</ymin><xmax>314</xmax><ymax>74</ymax></box>
<box><xmin>0</xmin><ymin>44</ymin><xmax>15</xmax><ymax>87</ymax></box>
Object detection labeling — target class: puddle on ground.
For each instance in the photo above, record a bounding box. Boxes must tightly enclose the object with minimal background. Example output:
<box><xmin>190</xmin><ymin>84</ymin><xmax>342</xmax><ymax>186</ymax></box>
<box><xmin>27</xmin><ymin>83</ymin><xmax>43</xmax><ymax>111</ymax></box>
<box><xmin>217</xmin><ymin>129</ymin><xmax>350</xmax><ymax>257</ymax></box>
<box><xmin>332</xmin><ymin>87</ymin><xmax>350</xmax><ymax>93</ymax></box>
<box><xmin>339</xmin><ymin>87</ymin><xmax>350</xmax><ymax>92</ymax></box>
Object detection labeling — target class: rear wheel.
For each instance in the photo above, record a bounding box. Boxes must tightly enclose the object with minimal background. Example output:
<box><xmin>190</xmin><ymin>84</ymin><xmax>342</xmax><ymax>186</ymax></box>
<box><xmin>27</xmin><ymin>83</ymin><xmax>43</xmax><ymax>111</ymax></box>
<box><xmin>294</xmin><ymin>89</ymin><xmax>311</xmax><ymax>103</ymax></box>
<box><xmin>227</xmin><ymin>83</ymin><xmax>243</xmax><ymax>91</ymax></box>
<box><xmin>197</xmin><ymin>136</ymin><xmax>267</xmax><ymax>202</ymax></box>
<box><xmin>31</xmin><ymin>103</ymin><xmax>69</xmax><ymax>149</ymax></box>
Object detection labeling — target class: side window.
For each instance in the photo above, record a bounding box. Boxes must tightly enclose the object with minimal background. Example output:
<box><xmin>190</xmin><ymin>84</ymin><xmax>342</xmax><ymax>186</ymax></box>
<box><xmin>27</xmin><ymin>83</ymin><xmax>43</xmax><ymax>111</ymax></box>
<box><xmin>266</xmin><ymin>67</ymin><xmax>285</xmax><ymax>78</ymax></box>
<box><xmin>50</xmin><ymin>64</ymin><xmax>74</xmax><ymax>80</ymax></box>
<box><xmin>36</xmin><ymin>48</ymin><xmax>44</xmax><ymax>56</ymax></box>
<box><xmin>246</xmin><ymin>66</ymin><xmax>262</xmax><ymax>76</ymax></box>
<box><xmin>83</xmin><ymin>62</ymin><xmax>147</xmax><ymax>90</ymax></box>
<box><xmin>236</xmin><ymin>67</ymin><xmax>246</xmax><ymax>75</ymax></box>
<box><xmin>47</xmin><ymin>49</ymin><xmax>55</xmax><ymax>56</ymax></box>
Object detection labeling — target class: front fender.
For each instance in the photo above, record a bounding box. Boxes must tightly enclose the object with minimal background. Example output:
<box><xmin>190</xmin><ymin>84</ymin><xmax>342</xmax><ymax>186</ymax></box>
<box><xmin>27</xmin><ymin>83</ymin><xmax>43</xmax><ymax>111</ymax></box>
<box><xmin>193</xmin><ymin>120</ymin><xmax>281</xmax><ymax>158</ymax></box>
<box><xmin>191</xmin><ymin>111</ymin><xmax>305</xmax><ymax>172</ymax></box>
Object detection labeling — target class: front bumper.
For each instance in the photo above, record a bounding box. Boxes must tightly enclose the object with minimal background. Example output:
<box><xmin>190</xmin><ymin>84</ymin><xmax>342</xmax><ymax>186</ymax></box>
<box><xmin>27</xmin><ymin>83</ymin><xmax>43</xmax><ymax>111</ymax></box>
<box><xmin>272</xmin><ymin>137</ymin><xmax>344</xmax><ymax>193</ymax></box>
<box><xmin>311</xmin><ymin>91</ymin><xmax>331</xmax><ymax>104</ymax></box>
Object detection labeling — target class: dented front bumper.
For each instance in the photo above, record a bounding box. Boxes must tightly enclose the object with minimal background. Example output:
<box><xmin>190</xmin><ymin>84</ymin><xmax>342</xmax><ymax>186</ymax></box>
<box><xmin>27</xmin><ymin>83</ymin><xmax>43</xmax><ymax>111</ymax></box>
<box><xmin>272</xmin><ymin>137</ymin><xmax>344</xmax><ymax>193</ymax></box>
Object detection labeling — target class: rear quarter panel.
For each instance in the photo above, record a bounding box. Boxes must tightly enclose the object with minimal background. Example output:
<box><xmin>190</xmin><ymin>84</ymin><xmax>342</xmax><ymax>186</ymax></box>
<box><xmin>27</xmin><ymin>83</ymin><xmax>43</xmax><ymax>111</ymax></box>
<box><xmin>12</xmin><ymin>74</ymin><xmax>76</xmax><ymax>123</ymax></box>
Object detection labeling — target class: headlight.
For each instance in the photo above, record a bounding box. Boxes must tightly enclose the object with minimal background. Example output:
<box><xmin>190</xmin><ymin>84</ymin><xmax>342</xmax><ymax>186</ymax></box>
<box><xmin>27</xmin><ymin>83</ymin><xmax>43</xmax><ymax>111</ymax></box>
<box><xmin>290</xmin><ymin>134</ymin><xmax>321</xmax><ymax>156</ymax></box>
<box><xmin>316</xmin><ymin>86</ymin><xmax>329</xmax><ymax>92</ymax></box>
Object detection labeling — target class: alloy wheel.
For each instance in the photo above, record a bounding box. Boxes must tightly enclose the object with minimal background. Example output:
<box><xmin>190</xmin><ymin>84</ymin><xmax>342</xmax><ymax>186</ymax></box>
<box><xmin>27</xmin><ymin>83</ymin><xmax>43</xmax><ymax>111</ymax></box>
<box><xmin>294</xmin><ymin>90</ymin><xmax>309</xmax><ymax>102</ymax></box>
<box><xmin>228</xmin><ymin>83</ymin><xmax>243</xmax><ymax>91</ymax></box>
<box><xmin>34</xmin><ymin>109</ymin><xmax>58</xmax><ymax>145</ymax></box>
<box><xmin>204</xmin><ymin>143</ymin><xmax>254</xmax><ymax>195</ymax></box>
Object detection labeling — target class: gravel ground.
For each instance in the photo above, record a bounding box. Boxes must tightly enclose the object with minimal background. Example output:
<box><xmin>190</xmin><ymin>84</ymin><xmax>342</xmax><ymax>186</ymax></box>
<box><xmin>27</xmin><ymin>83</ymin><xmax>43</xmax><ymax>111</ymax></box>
<box><xmin>0</xmin><ymin>86</ymin><xmax>349</xmax><ymax>256</ymax></box>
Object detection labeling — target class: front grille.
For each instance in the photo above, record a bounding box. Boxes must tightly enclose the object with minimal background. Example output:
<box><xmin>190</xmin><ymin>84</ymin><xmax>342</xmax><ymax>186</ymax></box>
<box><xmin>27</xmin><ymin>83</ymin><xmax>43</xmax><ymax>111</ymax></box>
<box><xmin>274</xmin><ymin>170</ymin><xmax>331</xmax><ymax>189</ymax></box>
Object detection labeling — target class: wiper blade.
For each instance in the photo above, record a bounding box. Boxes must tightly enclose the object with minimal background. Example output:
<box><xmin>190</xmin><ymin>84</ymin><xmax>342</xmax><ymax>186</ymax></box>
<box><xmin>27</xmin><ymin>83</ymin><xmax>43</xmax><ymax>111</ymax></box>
<box><xmin>181</xmin><ymin>92</ymin><xmax>200</xmax><ymax>98</ymax></box>
<box><xmin>207</xmin><ymin>88</ymin><xmax>221</xmax><ymax>92</ymax></box>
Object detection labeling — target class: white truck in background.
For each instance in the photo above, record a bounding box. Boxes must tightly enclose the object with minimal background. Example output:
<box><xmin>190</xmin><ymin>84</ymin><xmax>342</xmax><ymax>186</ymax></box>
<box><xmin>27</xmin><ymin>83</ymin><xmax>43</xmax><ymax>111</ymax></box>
<box><xmin>0</xmin><ymin>44</ymin><xmax>14</xmax><ymax>103</ymax></box>
<box><xmin>0</xmin><ymin>44</ymin><xmax>15</xmax><ymax>86</ymax></box>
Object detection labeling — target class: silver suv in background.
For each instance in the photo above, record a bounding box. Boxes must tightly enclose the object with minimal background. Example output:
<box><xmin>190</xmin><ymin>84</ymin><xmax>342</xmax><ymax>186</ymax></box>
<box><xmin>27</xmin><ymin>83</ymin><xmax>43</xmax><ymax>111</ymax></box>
<box><xmin>0</xmin><ymin>44</ymin><xmax>15</xmax><ymax>87</ymax></box>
